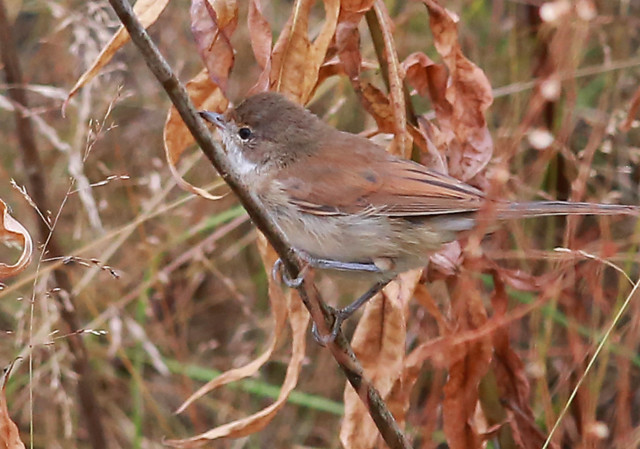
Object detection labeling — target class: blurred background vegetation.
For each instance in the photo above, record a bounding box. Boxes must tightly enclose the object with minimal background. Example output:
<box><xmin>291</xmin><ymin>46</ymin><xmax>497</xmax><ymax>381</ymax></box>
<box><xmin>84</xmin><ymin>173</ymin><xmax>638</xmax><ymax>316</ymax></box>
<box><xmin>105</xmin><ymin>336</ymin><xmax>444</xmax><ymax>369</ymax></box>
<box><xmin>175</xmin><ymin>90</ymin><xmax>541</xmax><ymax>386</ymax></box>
<box><xmin>1</xmin><ymin>0</ymin><xmax>640</xmax><ymax>448</ymax></box>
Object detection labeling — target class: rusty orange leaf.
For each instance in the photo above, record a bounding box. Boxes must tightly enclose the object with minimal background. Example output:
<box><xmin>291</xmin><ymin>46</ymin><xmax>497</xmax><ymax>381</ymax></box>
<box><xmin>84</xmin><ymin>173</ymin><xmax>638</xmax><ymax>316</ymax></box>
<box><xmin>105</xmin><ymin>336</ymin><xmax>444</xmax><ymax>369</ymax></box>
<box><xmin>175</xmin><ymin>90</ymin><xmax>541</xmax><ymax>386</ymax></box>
<box><xmin>335</xmin><ymin>17</ymin><xmax>361</xmax><ymax>81</ymax></box>
<box><xmin>0</xmin><ymin>360</ymin><xmax>25</xmax><ymax>449</ymax></box>
<box><xmin>0</xmin><ymin>199</ymin><xmax>32</xmax><ymax>281</ymax></box>
<box><xmin>335</xmin><ymin>0</ymin><xmax>373</xmax><ymax>81</ymax></box>
<box><xmin>415</xmin><ymin>0</ymin><xmax>494</xmax><ymax>181</ymax></box>
<box><xmin>190</xmin><ymin>0</ymin><xmax>237</xmax><ymax>91</ymax></box>
<box><xmin>247</xmin><ymin>0</ymin><xmax>273</xmax><ymax>95</ymax></box>
<box><xmin>270</xmin><ymin>0</ymin><xmax>313</xmax><ymax>102</ymax></box>
<box><xmin>442</xmin><ymin>272</ymin><xmax>492</xmax><ymax>449</ymax></box>
<box><xmin>271</xmin><ymin>0</ymin><xmax>339</xmax><ymax>104</ymax></box>
<box><xmin>359</xmin><ymin>81</ymin><xmax>395</xmax><ymax>133</ymax></box>
<box><xmin>490</xmin><ymin>274</ymin><xmax>550</xmax><ymax>449</ymax></box>
<box><xmin>164</xmin><ymin>69</ymin><xmax>228</xmax><ymax>200</ymax></box>
<box><xmin>409</xmin><ymin>117</ymin><xmax>447</xmax><ymax>173</ymax></box>
<box><xmin>402</xmin><ymin>51</ymin><xmax>436</xmax><ymax>98</ymax></box>
<box><xmin>64</xmin><ymin>0</ymin><xmax>170</xmax><ymax>110</ymax></box>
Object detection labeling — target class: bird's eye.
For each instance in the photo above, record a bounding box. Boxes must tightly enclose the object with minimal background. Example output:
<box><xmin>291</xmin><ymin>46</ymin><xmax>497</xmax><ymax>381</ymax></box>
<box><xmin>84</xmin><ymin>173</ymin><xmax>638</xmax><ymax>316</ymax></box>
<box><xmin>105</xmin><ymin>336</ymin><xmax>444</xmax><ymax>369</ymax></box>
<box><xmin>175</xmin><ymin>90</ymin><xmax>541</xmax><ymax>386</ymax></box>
<box><xmin>238</xmin><ymin>127</ymin><xmax>252</xmax><ymax>140</ymax></box>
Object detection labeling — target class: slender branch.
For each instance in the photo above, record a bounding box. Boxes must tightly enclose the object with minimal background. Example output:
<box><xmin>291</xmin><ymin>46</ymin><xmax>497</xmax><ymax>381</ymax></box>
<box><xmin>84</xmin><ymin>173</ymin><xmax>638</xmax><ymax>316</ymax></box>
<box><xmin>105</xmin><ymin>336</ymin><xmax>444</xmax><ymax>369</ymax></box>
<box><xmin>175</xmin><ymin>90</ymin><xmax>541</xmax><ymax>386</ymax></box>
<box><xmin>105</xmin><ymin>0</ymin><xmax>411</xmax><ymax>447</ymax></box>
<box><xmin>365</xmin><ymin>7</ymin><xmax>417</xmax><ymax>126</ymax></box>
<box><xmin>0</xmin><ymin>2</ymin><xmax>107</xmax><ymax>449</ymax></box>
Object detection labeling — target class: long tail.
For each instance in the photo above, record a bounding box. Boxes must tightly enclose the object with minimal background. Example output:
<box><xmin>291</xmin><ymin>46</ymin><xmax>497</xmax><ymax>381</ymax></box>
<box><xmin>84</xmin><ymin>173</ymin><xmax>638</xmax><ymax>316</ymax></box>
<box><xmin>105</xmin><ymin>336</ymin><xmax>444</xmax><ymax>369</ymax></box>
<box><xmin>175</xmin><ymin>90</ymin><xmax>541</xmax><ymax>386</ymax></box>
<box><xmin>497</xmin><ymin>201</ymin><xmax>639</xmax><ymax>219</ymax></box>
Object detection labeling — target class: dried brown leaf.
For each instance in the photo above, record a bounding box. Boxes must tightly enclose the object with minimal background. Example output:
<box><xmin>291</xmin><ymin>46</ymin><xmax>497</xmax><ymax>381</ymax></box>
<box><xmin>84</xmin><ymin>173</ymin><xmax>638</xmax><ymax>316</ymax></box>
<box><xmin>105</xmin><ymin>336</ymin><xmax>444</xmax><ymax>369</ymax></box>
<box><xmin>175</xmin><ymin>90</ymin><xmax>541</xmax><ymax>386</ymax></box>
<box><xmin>166</xmin><ymin>280</ymin><xmax>309</xmax><ymax>447</ymax></box>
<box><xmin>335</xmin><ymin>2</ymin><xmax>371</xmax><ymax>81</ymax></box>
<box><xmin>271</xmin><ymin>0</ymin><xmax>312</xmax><ymax>101</ymax></box>
<box><xmin>270</xmin><ymin>0</ymin><xmax>339</xmax><ymax>103</ymax></box>
<box><xmin>442</xmin><ymin>272</ymin><xmax>492</xmax><ymax>449</ymax></box>
<box><xmin>414</xmin><ymin>0</ymin><xmax>494</xmax><ymax>181</ymax></box>
<box><xmin>175</xmin><ymin>234</ymin><xmax>288</xmax><ymax>414</ymax></box>
<box><xmin>335</xmin><ymin>17</ymin><xmax>360</xmax><ymax>80</ymax></box>
<box><xmin>315</xmin><ymin>58</ymin><xmax>347</xmax><ymax>88</ymax></box>
<box><xmin>491</xmin><ymin>274</ymin><xmax>549</xmax><ymax>449</ymax></box>
<box><xmin>0</xmin><ymin>199</ymin><xmax>32</xmax><ymax>280</ymax></box>
<box><xmin>341</xmin><ymin>0</ymin><xmax>375</xmax><ymax>12</ymax></box>
<box><xmin>64</xmin><ymin>0</ymin><xmax>170</xmax><ymax>109</ymax></box>
<box><xmin>247</xmin><ymin>0</ymin><xmax>273</xmax><ymax>95</ymax></box>
<box><xmin>0</xmin><ymin>360</ymin><xmax>25</xmax><ymax>449</ymax></box>
<box><xmin>359</xmin><ymin>81</ymin><xmax>395</xmax><ymax>134</ymax></box>
<box><xmin>340</xmin><ymin>270</ymin><xmax>420</xmax><ymax>449</ymax></box>
<box><xmin>190</xmin><ymin>0</ymin><xmax>237</xmax><ymax>91</ymax></box>
<box><xmin>163</xmin><ymin>69</ymin><xmax>228</xmax><ymax>200</ymax></box>
<box><xmin>402</xmin><ymin>52</ymin><xmax>436</xmax><ymax>98</ymax></box>
<box><xmin>409</xmin><ymin>117</ymin><xmax>447</xmax><ymax>173</ymax></box>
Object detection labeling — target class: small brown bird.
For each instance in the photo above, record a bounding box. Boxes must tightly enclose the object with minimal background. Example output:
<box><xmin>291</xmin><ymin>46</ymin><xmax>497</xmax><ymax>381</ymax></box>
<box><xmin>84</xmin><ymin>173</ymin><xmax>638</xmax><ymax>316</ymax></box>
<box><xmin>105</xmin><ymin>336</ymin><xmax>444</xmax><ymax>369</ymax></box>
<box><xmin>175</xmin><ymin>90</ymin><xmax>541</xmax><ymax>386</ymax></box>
<box><xmin>201</xmin><ymin>92</ymin><xmax>637</xmax><ymax>340</ymax></box>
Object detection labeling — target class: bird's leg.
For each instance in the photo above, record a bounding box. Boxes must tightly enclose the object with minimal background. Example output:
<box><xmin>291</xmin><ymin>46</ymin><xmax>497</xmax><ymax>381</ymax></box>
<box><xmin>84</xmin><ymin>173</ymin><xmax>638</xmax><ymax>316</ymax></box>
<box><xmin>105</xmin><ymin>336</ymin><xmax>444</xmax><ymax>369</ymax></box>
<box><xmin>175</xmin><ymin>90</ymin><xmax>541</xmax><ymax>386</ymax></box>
<box><xmin>272</xmin><ymin>250</ymin><xmax>391</xmax><ymax>344</ymax></box>
<box><xmin>272</xmin><ymin>250</ymin><xmax>383</xmax><ymax>287</ymax></box>
<box><xmin>295</xmin><ymin>249</ymin><xmax>383</xmax><ymax>273</ymax></box>
<box><xmin>312</xmin><ymin>279</ymin><xmax>392</xmax><ymax>345</ymax></box>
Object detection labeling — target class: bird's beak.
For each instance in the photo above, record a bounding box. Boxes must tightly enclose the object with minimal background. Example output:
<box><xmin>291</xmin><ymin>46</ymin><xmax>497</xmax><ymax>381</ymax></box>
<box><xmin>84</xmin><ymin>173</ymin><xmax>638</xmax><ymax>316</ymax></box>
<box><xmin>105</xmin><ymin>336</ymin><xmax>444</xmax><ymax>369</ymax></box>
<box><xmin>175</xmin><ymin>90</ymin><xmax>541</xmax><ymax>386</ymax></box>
<box><xmin>199</xmin><ymin>111</ymin><xmax>226</xmax><ymax>129</ymax></box>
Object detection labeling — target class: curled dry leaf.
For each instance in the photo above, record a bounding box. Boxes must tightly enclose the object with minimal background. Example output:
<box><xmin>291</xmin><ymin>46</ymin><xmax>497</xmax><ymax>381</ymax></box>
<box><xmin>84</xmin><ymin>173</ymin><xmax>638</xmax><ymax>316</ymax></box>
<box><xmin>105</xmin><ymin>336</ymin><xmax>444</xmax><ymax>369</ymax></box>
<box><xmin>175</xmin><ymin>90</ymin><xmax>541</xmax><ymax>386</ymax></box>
<box><xmin>246</xmin><ymin>0</ymin><xmax>273</xmax><ymax>95</ymax></box>
<box><xmin>335</xmin><ymin>13</ymin><xmax>362</xmax><ymax>81</ymax></box>
<box><xmin>64</xmin><ymin>0</ymin><xmax>170</xmax><ymax>110</ymax></box>
<box><xmin>403</xmin><ymin>54</ymin><xmax>456</xmax><ymax>164</ymax></box>
<box><xmin>359</xmin><ymin>81</ymin><xmax>395</xmax><ymax>134</ymax></box>
<box><xmin>270</xmin><ymin>0</ymin><xmax>339</xmax><ymax>104</ymax></box>
<box><xmin>340</xmin><ymin>269</ymin><xmax>421</xmax><ymax>449</ymax></box>
<box><xmin>164</xmin><ymin>69</ymin><xmax>228</xmax><ymax>200</ymax></box>
<box><xmin>442</xmin><ymin>272</ymin><xmax>492</xmax><ymax>449</ymax></box>
<box><xmin>175</xmin><ymin>234</ymin><xmax>289</xmax><ymax>414</ymax></box>
<box><xmin>190</xmin><ymin>0</ymin><xmax>238</xmax><ymax>91</ymax></box>
<box><xmin>166</xmin><ymin>268</ymin><xmax>309</xmax><ymax>447</ymax></box>
<box><xmin>315</xmin><ymin>57</ymin><xmax>347</xmax><ymax>89</ymax></box>
<box><xmin>410</xmin><ymin>116</ymin><xmax>447</xmax><ymax>173</ymax></box>
<box><xmin>0</xmin><ymin>359</ymin><xmax>26</xmax><ymax>449</ymax></box>
<box><xmin>410</xmin><ymin>0</ymin><xmax>494</xmax><ymax>181</ymax></box>
<box><xmin>0</xmin><ymin>199</ymin><xmax>32</xmax><ymax>281</ymax></box>
<box><xmin>402</xmin><ymin>52</ymin><xmax>435</xmax><ymax>98</ymax></box>
<box><xmin>336</xmin><ymin>1</ymin><xmax>412</xmax><ymax>157</ymax></box>
<box><xmin>335</xmin><ymin>0</ymin><xmax>375</xmax><ymax>81</ymax></box>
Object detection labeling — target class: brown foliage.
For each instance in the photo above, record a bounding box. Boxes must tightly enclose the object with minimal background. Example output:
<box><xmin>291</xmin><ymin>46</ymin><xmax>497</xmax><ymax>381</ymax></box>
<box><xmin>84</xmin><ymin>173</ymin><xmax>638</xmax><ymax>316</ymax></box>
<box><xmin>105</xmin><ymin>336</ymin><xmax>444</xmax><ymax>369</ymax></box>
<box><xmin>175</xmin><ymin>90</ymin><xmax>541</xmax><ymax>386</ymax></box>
<box><xmin>4</xmin><ymin>0</ymin><xmax>638</xmax><ymax>447</ymax></box>
<box><xmin>0</xmin><ymin>199</ymin><xmax>31</xmax><ymax>280</ymax></box>
<box><xmin>0</xmin><ymin>361</ymin><xmax>25</xmax><ymax>449</ymax></box>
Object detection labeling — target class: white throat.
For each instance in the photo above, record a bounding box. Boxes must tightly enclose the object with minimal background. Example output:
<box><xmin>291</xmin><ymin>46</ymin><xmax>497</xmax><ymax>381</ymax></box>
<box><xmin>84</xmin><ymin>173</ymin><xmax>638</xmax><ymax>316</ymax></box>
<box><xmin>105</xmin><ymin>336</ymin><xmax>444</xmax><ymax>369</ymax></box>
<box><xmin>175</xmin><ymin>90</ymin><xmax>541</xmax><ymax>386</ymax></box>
<box><xmin>222</xmin><ymin>133</ymin><xmax>258</xmax><ymax>176</ymax></box>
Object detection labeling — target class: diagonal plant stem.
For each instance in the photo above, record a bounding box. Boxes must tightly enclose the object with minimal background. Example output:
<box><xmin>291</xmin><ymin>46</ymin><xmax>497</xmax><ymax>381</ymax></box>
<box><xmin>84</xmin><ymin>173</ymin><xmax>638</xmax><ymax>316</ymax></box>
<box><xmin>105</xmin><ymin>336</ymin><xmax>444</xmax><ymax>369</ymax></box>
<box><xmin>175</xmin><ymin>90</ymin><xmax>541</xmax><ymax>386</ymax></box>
<box><xmin>105</xmin><ymin>0</ymin><xmax>411</xmax><ymax>447</ymax></box>
<box><xmin>0</xmin><ymin>2</ymin><xmax>107</xmax><ymax>449</ymax></box>
<box><xmin>365</xmin><ymin>5</ymin><xmax>416</xmax><ymax>127</ymax></box>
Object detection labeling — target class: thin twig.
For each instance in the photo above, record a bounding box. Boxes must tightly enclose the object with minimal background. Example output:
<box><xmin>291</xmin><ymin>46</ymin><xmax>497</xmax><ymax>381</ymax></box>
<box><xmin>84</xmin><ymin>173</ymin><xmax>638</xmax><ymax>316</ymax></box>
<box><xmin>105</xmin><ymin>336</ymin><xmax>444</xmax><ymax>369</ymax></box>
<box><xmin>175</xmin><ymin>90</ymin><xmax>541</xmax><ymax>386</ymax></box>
<box><xmin>542</xmin><ymin>276</ymin><xmax>640</xmax><ymax>449</ymax></box>
<box><xmin>105</xmin><ymin>0</ymin><xmax>411</xmax><ymax>447</ymax></box>
<box><xmin>365</xmin><ymin>6</ymin><xmax>417</xmax><ymax>126</ymax></box>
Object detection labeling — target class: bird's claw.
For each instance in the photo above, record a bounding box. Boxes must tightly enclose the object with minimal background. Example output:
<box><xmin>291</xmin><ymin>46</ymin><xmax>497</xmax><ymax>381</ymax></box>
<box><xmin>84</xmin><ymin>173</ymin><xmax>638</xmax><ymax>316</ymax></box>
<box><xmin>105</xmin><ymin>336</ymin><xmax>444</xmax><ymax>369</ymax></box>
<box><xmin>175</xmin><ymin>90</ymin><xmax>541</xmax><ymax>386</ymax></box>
<box><xmin>311</xmin><ymin>306</ymin><xmax>349</xmax><ymax>346</ymax></box>
<box><xmin>272</xmin><ymin>258</ymin><xmax>305</xmax><ymax>288</ymax></box>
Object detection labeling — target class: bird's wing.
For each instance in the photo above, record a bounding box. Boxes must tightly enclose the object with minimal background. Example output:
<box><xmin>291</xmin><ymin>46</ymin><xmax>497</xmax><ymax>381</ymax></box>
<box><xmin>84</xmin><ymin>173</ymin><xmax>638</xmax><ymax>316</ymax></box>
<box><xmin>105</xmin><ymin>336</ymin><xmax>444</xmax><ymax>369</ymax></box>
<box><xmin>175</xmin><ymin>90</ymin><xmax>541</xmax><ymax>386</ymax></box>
<box><xmin>277</xmin><ymin>135</ymin><xmax>486</xmax><ymax>217</ymax></box>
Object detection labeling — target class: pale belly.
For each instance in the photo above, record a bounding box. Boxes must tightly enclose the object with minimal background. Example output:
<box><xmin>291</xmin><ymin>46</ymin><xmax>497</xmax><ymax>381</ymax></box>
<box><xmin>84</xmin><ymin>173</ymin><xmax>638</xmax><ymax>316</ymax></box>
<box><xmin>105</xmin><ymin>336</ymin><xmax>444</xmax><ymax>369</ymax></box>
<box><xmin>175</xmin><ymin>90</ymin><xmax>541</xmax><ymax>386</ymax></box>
<box><xmin>262</xmin><ymin>198</ymin><xmax>471</xmax><ymax>273</ymax></box>
<box><xmin>254</xmin><ymin>180</ymin><xmax>476</xmax><ymax>274</ymax></box>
